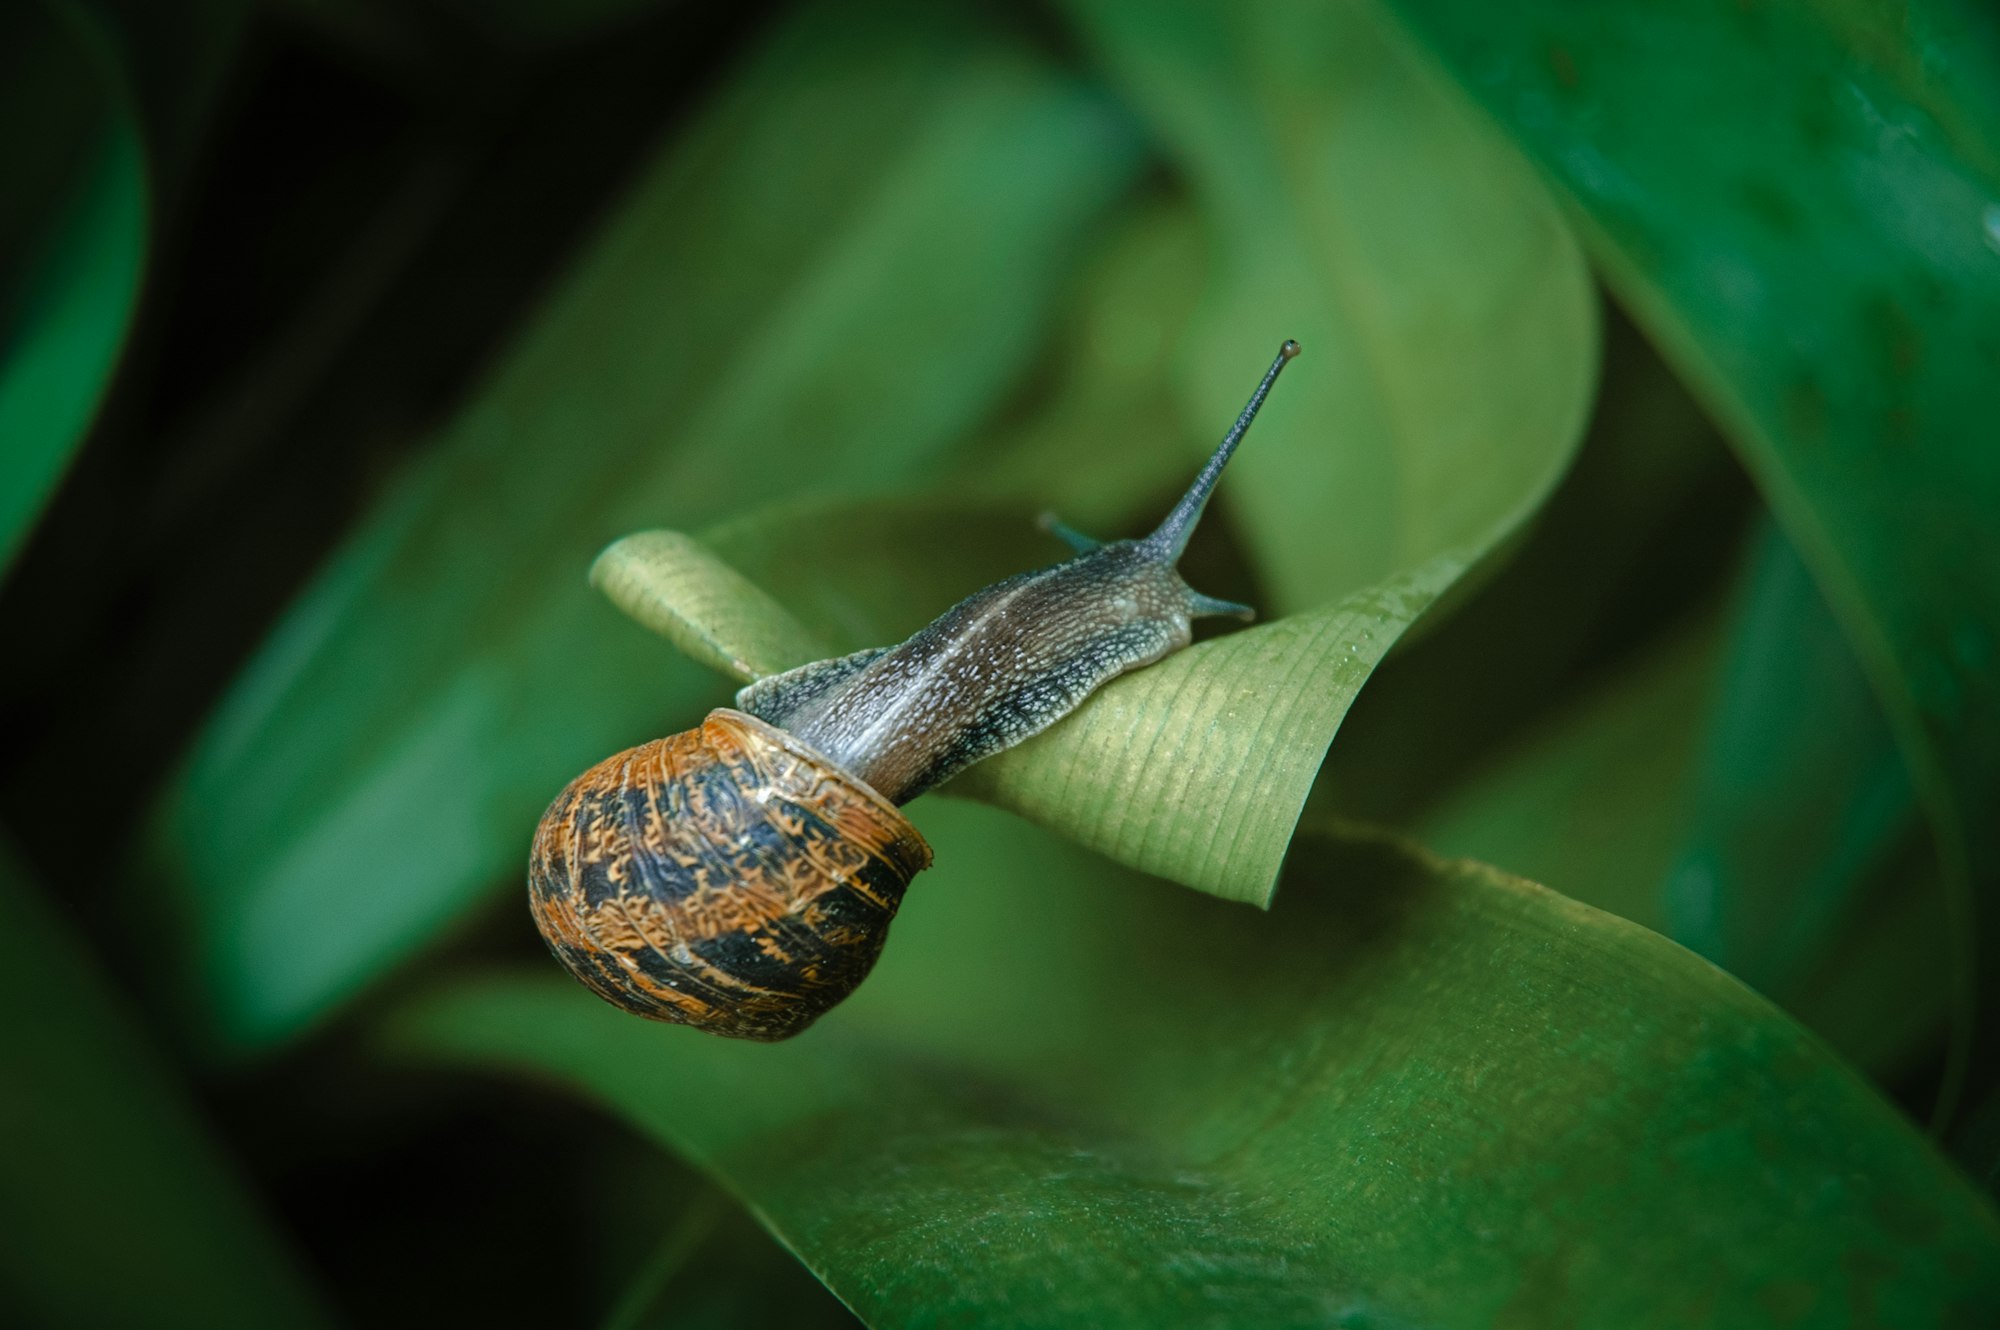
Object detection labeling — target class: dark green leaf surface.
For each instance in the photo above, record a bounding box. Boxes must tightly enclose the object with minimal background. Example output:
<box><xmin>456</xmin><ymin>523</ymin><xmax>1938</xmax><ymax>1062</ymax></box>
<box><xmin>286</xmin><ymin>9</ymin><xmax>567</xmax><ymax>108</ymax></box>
<box><xmin>399</xmin><ymin>807</ymin><xmax>2000</xmax><ymax>1329</ymax></box>
<box><xmin>1416</xmin><ymin>608</ymin><xmax>1726</xmax><ymax>934</ymax></box>
<box><xmin>601</xmin><ymin>1192</ymin><xmax>862</xmax><ymax>1330</ymax></box>
<box><xmin>1664</xmin><ymin>520</ymin><xmax>1920</xmax><ymax>997</ymax></box>
<box><xmin>0</xmin><ymin>1</ymin><xmax>146</xmax><ymax>574</ymax></box>
<box><xmin>151</xmin><ymin>0</ymin><xmax>1146</xmax><ymax>1048</ymax></box>
<box><xmin>1418</xmin><ymin>595</ymin><xmax>1951</xmax><ymax>1081</ymax></box>
<box><xmin>1383</xmin><ymin>0</ymin><xmax>2000</xmax><ymax>1095</ymax></box>
<box><xmin>1310</xmin><ymin>304</ymin><xmax>1736</xmax><ymax>833</ymax></box>
<box><xmin>0</xmin><ymin>837</ymin><xmax>332</xmax><ymax>1329</ymax></box>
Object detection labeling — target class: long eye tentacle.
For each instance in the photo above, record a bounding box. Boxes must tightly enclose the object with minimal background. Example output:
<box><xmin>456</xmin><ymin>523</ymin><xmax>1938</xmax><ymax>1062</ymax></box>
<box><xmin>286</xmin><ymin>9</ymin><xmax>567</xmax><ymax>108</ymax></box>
<box><xmin>1144</xmin><ymin>338</ymin><xmax>1299</xmax><ymax>562</ymax></box>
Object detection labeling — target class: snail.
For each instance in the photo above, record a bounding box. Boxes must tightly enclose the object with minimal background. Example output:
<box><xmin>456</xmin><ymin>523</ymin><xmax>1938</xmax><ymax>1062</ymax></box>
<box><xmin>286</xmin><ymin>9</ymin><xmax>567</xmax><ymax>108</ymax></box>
<box><xmin>529</xmin><ymin>339</ymin><xmax>1300</xmax><ymax>1040</ymax></box>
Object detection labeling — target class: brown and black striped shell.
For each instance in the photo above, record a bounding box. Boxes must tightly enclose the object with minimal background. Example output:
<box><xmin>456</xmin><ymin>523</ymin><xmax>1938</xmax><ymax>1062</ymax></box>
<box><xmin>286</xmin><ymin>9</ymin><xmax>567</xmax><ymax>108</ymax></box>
<box><xmin>527</xmin><ymin>708</ymin><xmax>932</xmax><ymax>1041</ymax></box>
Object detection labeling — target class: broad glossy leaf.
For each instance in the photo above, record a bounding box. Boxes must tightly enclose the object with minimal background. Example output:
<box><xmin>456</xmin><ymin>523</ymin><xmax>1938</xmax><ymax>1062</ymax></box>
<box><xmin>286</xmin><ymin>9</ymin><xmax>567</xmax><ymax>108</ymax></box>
<box><xmin>1384</xmin><ymin>0</ymin><xmax>2000</xmax><ymax>1092</ymax></box>
<box><xmin>398</xmin><ymin>806</ymin><xmax>2000</xmax><ymax>1328</ymax></box>
<box><xmin>0</xmin><ymin>1</ymin><xmax>147</xmax><ymax>574</ymax></box>
<box><xmin>151</xmin><ymin>0</ymin><xmax>1146</xmax><ymax>1048</ymax></box>
<box><xmin>0</xmin><ymin>836</ymin><xmax>332</xmax><ymax>1329</ymax></box>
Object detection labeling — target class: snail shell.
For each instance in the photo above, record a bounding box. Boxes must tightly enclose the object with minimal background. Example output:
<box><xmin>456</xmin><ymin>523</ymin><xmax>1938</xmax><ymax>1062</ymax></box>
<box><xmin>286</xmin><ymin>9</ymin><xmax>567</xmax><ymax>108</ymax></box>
<box><xmin>528</xmin><ymin>708</ymin><xmax>930</xmax><ymax>1041</ymax></box>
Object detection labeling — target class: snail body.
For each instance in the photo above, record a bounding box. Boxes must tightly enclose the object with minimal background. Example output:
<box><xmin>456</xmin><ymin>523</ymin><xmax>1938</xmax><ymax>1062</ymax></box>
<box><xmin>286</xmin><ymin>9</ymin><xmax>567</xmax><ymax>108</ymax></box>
<box><xmin>529</xmin><ymin>340</ymin><xmax>1299</xmax><ymax>1039</ymax></box>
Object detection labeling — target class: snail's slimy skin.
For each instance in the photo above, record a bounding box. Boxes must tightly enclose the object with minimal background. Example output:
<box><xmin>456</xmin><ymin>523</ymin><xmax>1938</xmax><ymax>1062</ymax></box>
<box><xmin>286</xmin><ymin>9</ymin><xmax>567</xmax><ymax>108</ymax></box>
<box><xmin>749</xmin><ymin>538</ymin><xmax>1215</xmax><ymax>804</ymax></box>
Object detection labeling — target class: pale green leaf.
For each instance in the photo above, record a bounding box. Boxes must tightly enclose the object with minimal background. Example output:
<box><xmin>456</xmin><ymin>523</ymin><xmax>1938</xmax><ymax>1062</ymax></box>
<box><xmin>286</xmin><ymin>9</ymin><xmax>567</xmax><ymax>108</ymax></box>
<box><xmin>592</xmin><ymin>531</ymin><xmax>829</xmax><ymax>684</ymax></box>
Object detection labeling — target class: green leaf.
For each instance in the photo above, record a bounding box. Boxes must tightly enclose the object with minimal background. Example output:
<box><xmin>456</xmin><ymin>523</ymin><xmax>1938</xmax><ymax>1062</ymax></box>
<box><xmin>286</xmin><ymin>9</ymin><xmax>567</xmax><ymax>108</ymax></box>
<box><xmin>1382</xmin><ymin>0</ymin><xmax>2000</xmax><ymax>1104</ymax></box>
<box><xmin>397</xmin><ymin>808</ymin><xmax>2000</xmax><ymax>1328</ymax></box>
<box><xmin>1785</xmin><ymin>848</ymin><xmax>1953</xmax><ymax>1084</ymax></box>
<box><xmin>591</xmin><ymin>530</ymin><xmax>832</xmax><ymax>684</ymax></box>
<box><xmin>0</xmin><ymin>0</ymin><xmax>147</xmax><ymax>574</ymax></box>
<box><xmin>151</xmin><ymin>0</ymin><xmax>1147</xmax><ymax>1048</ymax></box>
<box><xmin>600</xmin><ymin>1191</ymin><xmax>861</xmax><ymax>1330</ymax></box>
<box><xmin>0</xmin><ymin>835</ymin><xmax>333</xmax><ymax>1329</ymax></box>
<box><xmin>1663</xmin><ymin>520</ymin><xmax>1920</xmax><ymax>997</ymax></box>
<box><xmin>1417</xmin><ymin>583</ymin><xmax>1952</xmax><ymax>1082</ymax></box>
<box><xmin>1312</xmin><ymin>306</ymin><xmax>1734</xmax><ymax>831</ymax></box>
<box><xmin>1415</xmin><ymin>605</ymin><xmax>1727</xmax><ymax>935</ymax></box>
<box><xmin>958</xmin><ymin>196</ymin><xmax>1216</xmax><ymax>533</ymax></box>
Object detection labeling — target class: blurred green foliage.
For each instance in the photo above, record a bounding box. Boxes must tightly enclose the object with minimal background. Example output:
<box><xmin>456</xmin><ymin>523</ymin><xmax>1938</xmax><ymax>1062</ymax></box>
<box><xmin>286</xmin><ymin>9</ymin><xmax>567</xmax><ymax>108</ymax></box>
<box><xmin>0</xmin><ymin>2</ymin><xmax>145</xmax><ymax>571</ymax></box>
<box><xmin>0</xmin><ymin>838</ymin><xmax>332</xmax><ymax>1328</ymax></box>
<box><xmin>3</xmin><ymin>0</ymin><xmax>1998</xmax><ymax>1325</ymax></box>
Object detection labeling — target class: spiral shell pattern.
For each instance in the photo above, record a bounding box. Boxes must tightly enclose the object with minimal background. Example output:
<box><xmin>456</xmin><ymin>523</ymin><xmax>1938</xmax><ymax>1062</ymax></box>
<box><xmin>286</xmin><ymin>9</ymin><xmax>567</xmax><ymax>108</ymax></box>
<box><xmin>528</xmin><ymin>708</ymin><xmax>932</xmax><ymax>1041</ymax></box>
